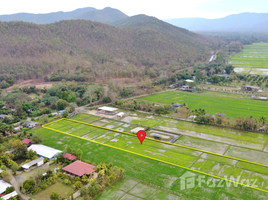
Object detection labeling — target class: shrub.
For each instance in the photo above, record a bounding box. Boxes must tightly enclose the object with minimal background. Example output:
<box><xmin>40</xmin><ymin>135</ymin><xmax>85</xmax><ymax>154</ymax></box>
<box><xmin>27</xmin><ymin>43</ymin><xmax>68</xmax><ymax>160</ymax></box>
<box><xmin>75</xmin><ymin>176</ymin><xmax>80</xmax><ymax>182</ymax></box>
<box><xmin>5</xmin><ymin>186</ymin><xmax>15</xmax><ymax>194</ymax></box>
<box><xmin>64</xmin><ymin>179</ymin><xmax>69</xmax><ymax>185</ymax></box>
<box><xmin>57</xmin><ymin>172</ymin><xmax>63</xmax><ymax>177</ymax></box>
<box><xmin>50</xmin><ymin>191</ymin><xmax>60</xmax><ymax>200</ymax></box>
<box><xmin>74</xmin><ymin>181</ymin><xmax>83</xmax><ymax>189</ymax></box>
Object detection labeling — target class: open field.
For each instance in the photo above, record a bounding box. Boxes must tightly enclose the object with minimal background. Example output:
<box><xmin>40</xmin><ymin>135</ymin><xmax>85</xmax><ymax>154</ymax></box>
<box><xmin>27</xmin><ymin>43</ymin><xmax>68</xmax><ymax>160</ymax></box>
<box><xmin>37</xmin><ymin>115</ymin><xmax>268</xmax><ymax>199</ymax></box>
<box><xmin>139</xmin><ymin>91</ymin><xmax>268</xmax><ymax>119</ymax></box>
<box><xmin>30</xmin><ymin>182</ymin><xmax>74</xmax><ymax>200</ymax></box>
<box><xmin>229</xmin><ymin>43</ymin><xmax>268</xmax><ymax>68</ymax></box>
<box><xmin>95</xmin><ymin>177</ymin><xmax>183</xmax><ymax>200</ymax></box>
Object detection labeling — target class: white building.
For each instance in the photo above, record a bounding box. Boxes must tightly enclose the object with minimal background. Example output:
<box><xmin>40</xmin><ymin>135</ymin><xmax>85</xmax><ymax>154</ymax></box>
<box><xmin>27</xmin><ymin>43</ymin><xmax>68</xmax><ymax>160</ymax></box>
<box><xmin>21</xmin><ymin>157</ymin><xmax>44</xmax><ymax>170</ymax></box>
<box><xmin>185</xmin><ymin>79</ymin><xmax>194</xmax><ymax>83</ymax></box>
<box><xmin>2</xmin><ymin>191</ymin><xmax>18</xmax><ymax>200</ymax></box>
<box><xmin>116</xmin><ymin>112</ymin><xmax>125</xmax><ymax>117</ymax></box>
<box><xmin>28</xmin><ymin>144</ymin><xmax>62</xmax><ymax>160</ymax></box>
<box><xmin>0</xmin><ymin>180</ymin><xmax>11</xmax><ymax>195</ymax></box>
<box><xmin>97</xmin><ymin>106</ymin><xmax>118</xmax><ymax>115</ymax></box>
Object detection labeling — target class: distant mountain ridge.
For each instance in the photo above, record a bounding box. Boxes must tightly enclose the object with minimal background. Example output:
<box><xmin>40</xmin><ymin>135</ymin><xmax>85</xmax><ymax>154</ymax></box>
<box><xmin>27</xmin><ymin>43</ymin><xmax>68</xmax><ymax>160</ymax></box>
<box><xmin>164</xmin><ymin>13</ymin><xmax>268</xmax><ymax>32</ymax></box>
<box><xmin>112</xmin><ymin>14</ymin><xmax>213</xmax><ymax>45</ymax></box>
<box><xmin>0</xmin><ymin>7</ymin><xmax>128</xmax><ymax>24</ymax></box>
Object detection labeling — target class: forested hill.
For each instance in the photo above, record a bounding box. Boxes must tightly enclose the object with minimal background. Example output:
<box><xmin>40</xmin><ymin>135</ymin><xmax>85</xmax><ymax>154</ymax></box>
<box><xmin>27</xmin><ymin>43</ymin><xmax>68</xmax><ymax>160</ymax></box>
<box><xmin>0</xmin><ymin>7</ymin><xmax>128</xmax><ymax>24</ymax></box>
<box><xmin>112</xmin><ymin>14</ymin><xmax>213</xmax><ymax>45</ymax></box>
<box><xmin>0</xmin><ymin>18</ymin><xmax>215</xmax><ymax>85</ymax></box>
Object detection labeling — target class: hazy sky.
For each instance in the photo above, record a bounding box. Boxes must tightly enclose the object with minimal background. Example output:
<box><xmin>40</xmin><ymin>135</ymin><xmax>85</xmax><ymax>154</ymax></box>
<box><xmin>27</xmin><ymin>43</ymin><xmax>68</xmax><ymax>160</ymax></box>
<box><xmin>1</xmin><ymin>0</ymin><xmax>268</xmax><ymax>19</ymax></box>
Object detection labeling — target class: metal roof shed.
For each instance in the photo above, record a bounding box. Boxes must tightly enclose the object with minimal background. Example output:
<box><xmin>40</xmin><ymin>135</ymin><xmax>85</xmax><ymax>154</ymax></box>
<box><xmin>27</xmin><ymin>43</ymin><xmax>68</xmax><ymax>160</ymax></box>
<box><xmin>2</xmin><ymin>191</ymin><xmax>18</xmax><ymax>200</ymax></box>
<box><xmin>98</xmin><ymin>106</ymin><xmax>118</xmax><ymax>112</ymax></box>
<box><xmin>28</xmin><ymin>144</ymin><xmax>62</xmax><ymax>160</ymax></box>
<box><xmin>0</xmin><ymin>180</ymin><xmax>11</xmax><ymax>195</ymax></box>
<box><xmin>21</xmin><ymin>157</ymin><xmax>44</xmax><ymax>169</ymax></box>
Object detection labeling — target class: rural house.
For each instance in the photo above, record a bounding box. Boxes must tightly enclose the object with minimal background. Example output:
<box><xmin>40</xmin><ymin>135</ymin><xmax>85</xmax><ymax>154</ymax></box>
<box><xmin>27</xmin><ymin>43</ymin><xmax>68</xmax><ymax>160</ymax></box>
<box><xmin>58</xmin><ymin>110</ymin><xmax>65</xmax><ymax>116</ymax></box>
<box><xmin>172</xmin><ymin>103</ymin><xmax>182</xmax><ymax>110</ymax></box>
<box><xmin>23</xmin><ymin>120</ymin><xmax>38</xmax><ymax>128</ymax></box>
<box><xmin>217</xmin><ymin>74</ymin><xmax>230</xmax><ymax>79</ymax></box>
<box><xmin>203</xmin><ymin>113</ymin><xmax>212</xmax><ymax>117</ymax></box>
<box><xmin>97</xmin><ymin>106</ymin><xmax>118</xmax><ymax>115</ymax></box>
<box><xmin>0</xmin><ymin>114</ymin><xmax>8</xmax><ymax>120</ymax></box>
<box><xmin>21</xmin><ymin>138</ymin><xmax>32</xmax><ymax>147</ymax></box>
<box><xmin>62</xmin><ymin>160</ymin><xmax>96</xmax><ymax>177</ymax></box>
<box><xmin>63</xmin><ymin>153</ymin><xmax>77</xmax><ymax>161</ymax></box>
<box><xmin>212</xmin><ymin>113</ymin><xmax>226</xmax><ymax>118</ymax></box>
<box><xmin>242</xmin><ymin>85</ymin><xmax>260</xmax><ymax>92</ymax></box>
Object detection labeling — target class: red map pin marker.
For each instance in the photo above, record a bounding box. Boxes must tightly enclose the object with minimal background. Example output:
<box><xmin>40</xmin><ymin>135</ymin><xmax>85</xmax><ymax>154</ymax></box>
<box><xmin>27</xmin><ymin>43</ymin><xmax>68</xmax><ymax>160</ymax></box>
<box><xmin>137</xmin><ymin>130</ymin><xmax>146</xmax><ymax>144</ymax></box>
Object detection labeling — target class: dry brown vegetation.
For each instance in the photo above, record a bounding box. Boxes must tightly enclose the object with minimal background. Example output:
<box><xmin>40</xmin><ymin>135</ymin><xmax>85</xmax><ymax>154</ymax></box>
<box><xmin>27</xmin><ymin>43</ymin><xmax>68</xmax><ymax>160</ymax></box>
<box><xmin>0</xmin><ymin>18</ymin><xmax>216</xmax><ymax>84</ymax></box>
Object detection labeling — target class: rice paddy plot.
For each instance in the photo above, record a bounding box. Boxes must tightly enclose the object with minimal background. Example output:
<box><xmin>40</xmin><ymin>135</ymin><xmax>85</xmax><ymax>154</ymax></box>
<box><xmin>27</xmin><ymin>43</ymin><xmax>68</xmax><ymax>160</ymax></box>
<box><xmin>139</xmin><ymin>91</ymin><xmax>268</xmax><ymax>119</ymax></box>
<box><xmin>95</xmin><ymin>177</ymin><xmax>183</xmax><ymax>200</ymax></box>
<box><xmin>154</xmin><ymin>125</ymin><xmax>266</xmax><ymax>151</ymax></box>
<box><xmin>175</xmin><ymin>136</ymin><xmax>229</xmax><ymax>155</ymax></box>
<box><xmin>36</xmin><ymin>125</ymin><xmax>268</xmax><ymax>199</ymax></box>
<box><xmin>44</xmin><ymin>118</ymin><xmax>268</xmax><ymax>192</ymax></box>
<box><xmin>70</xmin><ymin>113</ymin><xmax>101</xmax><ymax>123</ymax></box>
<box><xmin>229</xmin><ymin>43</ymin><xmax>268</xmax><ymax>68</ymax></box>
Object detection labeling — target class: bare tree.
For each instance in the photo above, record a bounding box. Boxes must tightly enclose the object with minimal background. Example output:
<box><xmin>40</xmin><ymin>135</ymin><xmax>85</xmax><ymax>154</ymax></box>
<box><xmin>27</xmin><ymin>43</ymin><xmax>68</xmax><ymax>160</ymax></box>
<box><xmin>209</xmin><ymin>68</ymin><xmax>216</xmax><ymax>76</ymax></box>
<box><xmin>83</xmin><ymin>85</ymin><xmax>98</xmax><ymax>104</ymax></box>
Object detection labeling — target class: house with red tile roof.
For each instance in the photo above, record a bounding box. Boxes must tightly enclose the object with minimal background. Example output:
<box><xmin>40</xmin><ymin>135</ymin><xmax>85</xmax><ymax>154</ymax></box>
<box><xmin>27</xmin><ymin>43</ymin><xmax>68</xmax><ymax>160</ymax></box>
<box><xmin>62</xmin><ymin>160</ymin><xmax>96</xmax><ymax>177</ymax></box>
<box><xmin>63</xmin><ymin>153</ymin><xmax>77</xmax><ymax>161</ymax></box>
<box><xmin>21</xmin><ymin>138</ymin><xmax>32</xmax><ymax>146</ymax></box>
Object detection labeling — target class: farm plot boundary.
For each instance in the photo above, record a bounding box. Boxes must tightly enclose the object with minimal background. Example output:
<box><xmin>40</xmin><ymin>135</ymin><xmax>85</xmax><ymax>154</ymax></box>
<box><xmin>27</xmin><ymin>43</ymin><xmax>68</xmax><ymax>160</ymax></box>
<box><xmin>46</xmin><ymin>118</ymin><xmax>268</xmax><ymax>168</ymax></box>
<box><xmin>42</xmin><ymin>118</ymin><xmax>268</xmax><ymax>193</ymax></box>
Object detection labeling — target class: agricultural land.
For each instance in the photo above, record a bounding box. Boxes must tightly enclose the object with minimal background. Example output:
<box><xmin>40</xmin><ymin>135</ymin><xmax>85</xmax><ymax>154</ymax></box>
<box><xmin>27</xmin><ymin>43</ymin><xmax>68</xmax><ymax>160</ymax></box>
<box><xmin>30</xmin><ymin>111</ymin><xmax>268</xmax><ymax>199</ymax></box>
<box><xmin>139</xmin><ymin>91</ymin><xmax>268</xmax><ymax>119</ymax></box>
<box><xmin>229</xmin><ymin>43</ymin><xmax>268</xmax><ymax>75</ymax></box>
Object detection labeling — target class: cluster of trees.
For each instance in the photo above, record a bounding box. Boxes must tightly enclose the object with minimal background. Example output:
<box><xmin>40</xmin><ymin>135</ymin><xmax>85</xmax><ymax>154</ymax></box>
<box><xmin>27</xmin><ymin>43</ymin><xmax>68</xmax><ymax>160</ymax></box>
<box><xmin>0</xmin><ymin>138</ymin><xmax>41</xmax><ymax>174</ymax></box>
<box><xmin>194</xmin><ymin>110</ymin><xmax>266</xmax><ymax>132</ymax></box>
<box><xmin>0</xmin><ymin>81</ymin><xmax>105</xmax><ymax>133</ymax></box>
<box><xmin>42</xmin><ymin>81</ymin><xmax>103</xmax><ymax>108</ymax></box>
<box><xmin>236</xmin><ymin>74</ymin><xmax>268</xmax><ymax>87</ymax></box>
<box><xmin>166</xmin><ymin>59</ymin><xmax>234</xmax><ymax>87</ymax></box>
<box><xmin>115</xmin><ymin>99</ymin><xmax>171</xmax><ymax>115</ymax></box>
<box><xmin>80</xmin><ymin>162</ymin><xmax>124</xmax><ymax>199</ymax></box>
<box><xmin>21</xmin><ymin>169</ymin><xmax>56</xmax><ymax>194</ymax></box>
<box><xmin>55</xmin><ymin>145</ymin><xmax>82</xmax><ymax>166</ymax></box>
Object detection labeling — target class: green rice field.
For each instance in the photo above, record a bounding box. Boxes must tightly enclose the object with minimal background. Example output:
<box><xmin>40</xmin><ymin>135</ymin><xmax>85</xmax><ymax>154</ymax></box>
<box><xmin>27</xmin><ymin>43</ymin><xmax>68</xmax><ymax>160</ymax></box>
<box><xmin>95</xmin><ymin>177</ymin><xmax>183</xmax><ymax>200</ymax></box>
<box><xmin>33</xmin><ymin>113</ymin><xmax>268</xmax><ymax>199</ymax></box>
<box><xmin>229</xmin><ymin>43</ymin><xmax>268</xmax><ymax>68</ymax></box>
<box><xmin>139</xmin><ymin>91</ymin><xmax>268</xmax><ymax>119</ymax></box>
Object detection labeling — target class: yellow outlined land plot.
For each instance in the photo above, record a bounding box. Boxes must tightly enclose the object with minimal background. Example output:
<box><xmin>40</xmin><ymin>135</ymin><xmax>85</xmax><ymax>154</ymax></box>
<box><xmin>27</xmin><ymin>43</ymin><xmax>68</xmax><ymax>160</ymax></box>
<box><xmin>43</xmin><ymin>118</ymin><xmax>268</xmax><ymax>193</ymax></box>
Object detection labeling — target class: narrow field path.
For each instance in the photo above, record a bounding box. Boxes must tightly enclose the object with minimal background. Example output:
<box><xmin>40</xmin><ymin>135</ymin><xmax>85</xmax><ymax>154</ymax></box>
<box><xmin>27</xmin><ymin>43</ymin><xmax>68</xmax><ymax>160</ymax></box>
<box><xmin>7</xmin><ymin>169</ymin><xmax>31</xmax><ymax>200</ymax></box>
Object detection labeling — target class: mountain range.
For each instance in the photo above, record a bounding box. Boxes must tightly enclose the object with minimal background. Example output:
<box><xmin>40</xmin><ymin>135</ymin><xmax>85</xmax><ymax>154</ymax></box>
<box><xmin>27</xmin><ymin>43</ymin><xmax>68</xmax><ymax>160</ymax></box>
<box><xmin>0</xmin><ymin>15</ymin><xmax>214</xmax><ymax>83</ymax></box>
<box><xmin>0</xmin><ymin>7</ymin><xmax>128</xmax><ymax>24</ymax></box>
<box><xmin>164</xmin><ymin>13</ymin><xmax>268</xmax><ymax>32</ymax></box>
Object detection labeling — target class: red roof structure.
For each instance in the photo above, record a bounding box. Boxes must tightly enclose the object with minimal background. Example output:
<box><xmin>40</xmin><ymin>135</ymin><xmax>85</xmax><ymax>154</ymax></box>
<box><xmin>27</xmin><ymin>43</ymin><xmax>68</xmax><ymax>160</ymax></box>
<box><xmin>63</xmin><ymin>153</ymin><xmax>77</xmax><ymax>160</ymax></box>
<box><xmin>21</xmin><ymin>138</ymin><xmax>32</xmax><ymax>145</ymax></box>
<box><xmin>62</xmin><ymin>161</ymin><xmax>96</xmax><ymax>176</ymax></box>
